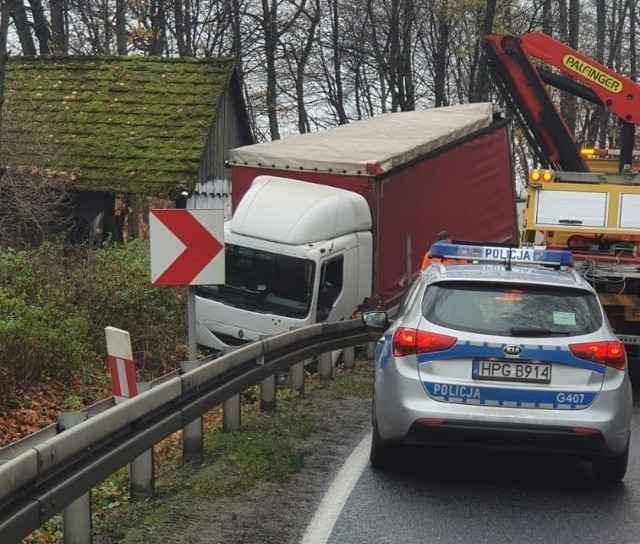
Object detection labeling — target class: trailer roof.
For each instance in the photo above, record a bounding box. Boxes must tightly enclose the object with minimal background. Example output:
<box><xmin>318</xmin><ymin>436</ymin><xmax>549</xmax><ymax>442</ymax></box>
<box><xmin>228</xmin><ymin>103</ymin><xmax>497</xmax><ymax>176</ymax></box>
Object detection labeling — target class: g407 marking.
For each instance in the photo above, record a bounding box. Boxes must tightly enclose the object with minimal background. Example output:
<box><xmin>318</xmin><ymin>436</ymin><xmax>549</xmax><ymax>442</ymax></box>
<box><xmin>556</xmin><ymin>392</ymin><xmax>585</xmax><ymax>404</ymax></box>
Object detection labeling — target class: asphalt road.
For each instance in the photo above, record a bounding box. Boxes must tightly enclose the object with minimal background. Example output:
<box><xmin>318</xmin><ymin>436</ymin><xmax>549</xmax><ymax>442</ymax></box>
<box><xmin>311</xmin><ymin>379</ymin><xmax>640</xmax><ymax>544</ymax></box>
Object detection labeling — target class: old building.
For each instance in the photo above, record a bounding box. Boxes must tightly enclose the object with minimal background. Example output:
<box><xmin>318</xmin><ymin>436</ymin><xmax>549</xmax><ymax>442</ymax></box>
<box><xmin>1</xmin><ymin>55</ymin><xmax>253</xmax><ymax>246</ymax></box>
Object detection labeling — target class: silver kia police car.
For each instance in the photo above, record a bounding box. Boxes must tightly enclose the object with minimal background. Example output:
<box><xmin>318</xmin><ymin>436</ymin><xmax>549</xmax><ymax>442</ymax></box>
<box><xmin>364</xmin><ymin>242</ymin><xmax>633</xmax><ymax>483</ymax></box>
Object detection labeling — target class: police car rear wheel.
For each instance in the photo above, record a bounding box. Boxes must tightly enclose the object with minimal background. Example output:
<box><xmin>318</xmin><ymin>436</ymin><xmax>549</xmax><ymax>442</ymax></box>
<box><xmin>370</xmin><ymin>418</ymin><xmax>396</xmax><ymax>469</ymax></box>
<box><xmin>592</xmin><ymin>441</ymin><xmax>629</xmax><ymax>484</ymax></box>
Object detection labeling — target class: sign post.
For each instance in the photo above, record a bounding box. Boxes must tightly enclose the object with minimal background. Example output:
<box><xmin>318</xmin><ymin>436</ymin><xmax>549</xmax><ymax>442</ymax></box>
<box><xmin>149</xmin><ymin>208</ymin><xmax>225</xmax><ymax>358</ymax></box>
<box><xmin>149</xmin><ymin>208</ymin><xmax>224</xmax><ymax>464</ymax></box>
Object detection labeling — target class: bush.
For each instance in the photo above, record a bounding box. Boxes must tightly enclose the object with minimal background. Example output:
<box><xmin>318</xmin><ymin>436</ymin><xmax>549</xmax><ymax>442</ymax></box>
<box><xmin>0</xmin><ymin>240</ymin><xmax>188</xmax><ymax>407</ymax></box>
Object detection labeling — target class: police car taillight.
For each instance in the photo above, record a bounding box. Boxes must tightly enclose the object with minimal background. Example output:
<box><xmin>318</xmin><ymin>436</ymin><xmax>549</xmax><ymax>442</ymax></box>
<box><xmin>569</xmin><ymin>341</ymin><xmax>626</xmax><ymax>370</ymax></box>
<box><xmin>392</xmin><ymin>328</ymin><xmax>457</xmax><ymax>356</ymax></box>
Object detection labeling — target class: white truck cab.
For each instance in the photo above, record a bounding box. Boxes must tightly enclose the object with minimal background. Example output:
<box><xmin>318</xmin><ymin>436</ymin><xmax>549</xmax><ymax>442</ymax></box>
<box><xmin>195</xmin><ymin>176</ymin><xmax>373</xmax><ymax>353</ymax></box>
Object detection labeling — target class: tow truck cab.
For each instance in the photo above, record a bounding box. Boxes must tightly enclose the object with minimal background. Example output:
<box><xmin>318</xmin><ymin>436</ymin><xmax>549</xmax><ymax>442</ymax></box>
<box><xmin>521</xmin><ymin>168</ymin><xmax>640</xmax><ymax>358</ymax></box>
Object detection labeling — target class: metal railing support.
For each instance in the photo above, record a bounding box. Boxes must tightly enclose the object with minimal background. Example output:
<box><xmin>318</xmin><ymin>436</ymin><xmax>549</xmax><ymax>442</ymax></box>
<box><xmin>257</xmin><ymin>339</ymin><xmax>276</xmax><ymax>412</ymax></box>
<box><xmin>260</xmin><ymin>358</ymin><xmax>276</xmax><ymax>413</ymax></box>
<box><xmin>180</xmin><ymin>361</ymin><xmax>204</xmax><ymax>464</ymax></box>
<box><xmin>367</xmin><ymin>342</ymin><xmax>376</xmax><ymax>359</ymax></box>
<box><xmin>290</xmin><ymin>360</ymin><xmax>305</xmax><ymax>394</ymax></box>
<box><xmin>319</xmin><ymin>352</ymin><xmax>333</xmax><ymax>381</ymax></box>
<box><xmin>60</xmin><ymin>412</ymin><xmax>92</xmax><ymax>544</ymax></box>
<box><xmin>343</xmin><ymin>346</ymin><xmax>356</xmax><ymax>369</ymax></box>
<box><xmin>223</xmin><ymin>394</ymin><xmax>241</xmax><ymax>432</ymax></box>
<box><xmin>287</xmin><ymin>327</ymin><xmax>305</xmax><ymax>395</ymax></box>
<box><xmin>130</xmin><ymin>383</ymin><xmax>154</xmax><ymax>500</ymax></box>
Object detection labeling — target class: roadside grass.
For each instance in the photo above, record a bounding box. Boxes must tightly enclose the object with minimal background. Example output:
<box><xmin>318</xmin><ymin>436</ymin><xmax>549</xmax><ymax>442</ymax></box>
<box><xmin>23</xmin><ymin>356</ymin><xmax>374</xmax><ymax>544</ymax></box>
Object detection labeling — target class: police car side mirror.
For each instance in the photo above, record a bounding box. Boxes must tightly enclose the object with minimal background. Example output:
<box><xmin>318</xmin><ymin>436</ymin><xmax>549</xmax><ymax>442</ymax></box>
<box><xmin>362</xmin><ymin>311</ymin><xmax>389</xmax><ymax>330</ymax></box>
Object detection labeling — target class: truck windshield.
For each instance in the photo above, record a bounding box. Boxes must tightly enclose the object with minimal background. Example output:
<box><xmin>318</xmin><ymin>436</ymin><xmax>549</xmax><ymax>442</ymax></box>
<box><xmin>196</xmin><ymin>244</ymin><xmax>315</xmax><ymax>319</ymax></box>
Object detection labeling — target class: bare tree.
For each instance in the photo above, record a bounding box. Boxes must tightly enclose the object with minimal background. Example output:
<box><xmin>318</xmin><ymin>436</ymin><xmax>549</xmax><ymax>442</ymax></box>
<box><xmin>50</xmin><ymin>0</ymin><xmax>66</xmax><ymax>54</ymax></box>
<box><xmin>559</xmin><ymin>0</ymin><xmax>580</xmax><ymax>134</ymax></box>
<box><xmin>116</xmin><ymin>0</ymin><xmax>127</xmax><ymax>54</ymax></box>
<box><xmin>470</xmin><ymin>0</ymin><xmax>497</xmax><ymax>102</ymax></box>
<box><xmin>11</xmin><ymin>0</ymin><xmax>37</xmax><ymax>55</ymax></box>
<box><xmin>327</xmin><ymin>0</ymin><xmax>347</xmax><ymax>123</ymax></box>
<box><xmin>280</xmin><ymin>0</ymin><xmax>320</xmax><ymax>133</ymax></box>
<box><xmin>28</xmin><ymin>0</ymin><xmax>51</xmax><ymax>54</ymax></box>
<box><xmin>252</xmin><ymin>0</ymin><xmax>308</xmax><ymax>140</ymax></box>
<box><xmin>1</xmin><ymin>0</ymin><xmax>10</xmax><ymax>169</ymax></box>
<box><xmin>149</xmin><ymin>0</ymin><xmax>168</xmax><ymax>54</ymax></box>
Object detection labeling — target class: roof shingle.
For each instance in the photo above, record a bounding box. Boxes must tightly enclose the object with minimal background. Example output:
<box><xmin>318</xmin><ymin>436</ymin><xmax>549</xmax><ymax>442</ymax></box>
<box><xmin>1</xmin><ymin>55</ymin><xmax>234</xmax><ymax>199</ymax></box>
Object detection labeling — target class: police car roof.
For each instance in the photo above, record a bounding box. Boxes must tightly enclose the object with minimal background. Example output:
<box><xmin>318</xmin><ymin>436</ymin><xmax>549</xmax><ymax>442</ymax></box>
<box><xmin>427</xmin><ymin>262</ymin><xmax>588</xmax><ymax>288</ymax></box>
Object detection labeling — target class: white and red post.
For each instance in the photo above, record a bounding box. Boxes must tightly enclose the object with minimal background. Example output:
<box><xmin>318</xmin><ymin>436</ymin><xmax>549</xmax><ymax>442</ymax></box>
<box><xmin>105</xmin><ymin>326</ymin><xmax>138</xmax><ymax>399</ymax></box>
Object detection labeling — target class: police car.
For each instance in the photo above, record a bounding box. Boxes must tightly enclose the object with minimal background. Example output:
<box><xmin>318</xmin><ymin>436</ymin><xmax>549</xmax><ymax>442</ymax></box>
<box><xmin>364</xmin><ymin>242</ymin><xmax>633</xmax><ymax>483</ymax></box>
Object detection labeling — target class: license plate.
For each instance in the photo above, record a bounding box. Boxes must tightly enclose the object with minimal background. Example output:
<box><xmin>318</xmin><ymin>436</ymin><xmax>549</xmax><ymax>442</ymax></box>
<box><xmin>472</xmin><ymin>360</ymin><xmax>551</xmax><ymax>384</ymax></box>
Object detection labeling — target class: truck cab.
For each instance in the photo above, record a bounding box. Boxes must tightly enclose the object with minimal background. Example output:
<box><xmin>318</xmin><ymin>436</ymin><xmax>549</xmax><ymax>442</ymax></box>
<box><xmin>195</xmin><ymin>176</ymin><xmax>373</xmax><ymax>353</ymax></box>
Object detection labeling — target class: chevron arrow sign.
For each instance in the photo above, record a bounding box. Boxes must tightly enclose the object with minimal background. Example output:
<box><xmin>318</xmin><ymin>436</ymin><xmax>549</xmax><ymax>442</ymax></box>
<box><xmin>150</xmin><ymin>209</ymin><xmax>224</xmax><ymax>286</ymax></box>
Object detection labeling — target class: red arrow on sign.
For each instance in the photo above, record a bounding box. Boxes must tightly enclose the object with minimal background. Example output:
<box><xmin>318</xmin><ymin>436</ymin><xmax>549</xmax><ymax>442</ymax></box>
<box><xmin>152</xmin><ymin>210</ymin><xmax>223</xmax><ymax>285</ymax></box>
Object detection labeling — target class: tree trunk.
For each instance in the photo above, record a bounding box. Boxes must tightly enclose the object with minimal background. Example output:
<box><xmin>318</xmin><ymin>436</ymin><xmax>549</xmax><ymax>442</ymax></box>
<box><xmin>560</xmin><ymin>0</ymin><xmax>580</xmax><ymax>135</ymax></box>
<box><xmin>293</xmin><ymin>1</ymin><xmax>319</xmax><ymax>133</ymax></box>
<box><xmin>366</xmin><ymin>0</ymin><xmax>388</xmax><ymax>113</ymax></box>
<box><xmin>116</xmin><ymin>0</ymin><xmax>128</xmax><ymax>55</ymax></box>
<box><xmin>28</xmin><ymin>0</ymin><xmax>51</xmax><ymax>55</ymax></box>
<box><xmin>174</xmin><ymin>0</ymin><xmax>191</xmax><ymax>56</ymax></box>
<box><xmin>558</xmin><ymin>0</ymin><xmax>568</xmax><ymax>42</ymax></box>
<box><xmin>401</xmin><ymin>0</ymin><xmax>415</xmax><ymax>111</ymax></box>
<box><xmin>585</xmin><ymin>0</ymin><xmax>606</xmax><ymax>147</ymax></box>
<box><xmin>472</xmin><ymin>0</ymin><xmax>497</xmax><ymax>102</ymax></box>
<box><xmin>149</xmin><ymin>0</ymin><xmax>167</xmax><ymax>55</ymax></box>
<box><xmin>11</xmin><ymin>0</ymin><xmax>37</xmax><ymax>56</ymax></box>
<box><xmin>433</xmin><ymin>13</ymin><xmax>449</xmax><ymax>107</ymax></box>
<box><xmin>330</xmin><ymin>0</ymin><xmax>347</xmax><ymax>124</ymax></box>
<box><xmin>262</xmin><ymin>0</ymin><xmax>280</xmax><ymax>140</ymax></box>
<box><xmin>50</xmin><ymin>0</ymin><xmax>66</xmax><ymax>54</ymax></box>
<box><xmin>542</xmin><ymin>0</ymin><xmax>553</xmax><ymax>35</ymax></box>
<box><xmin>1</xmin><ymin>0</ymin><xmax>10</xmax><ymax>167</ymax></box>
<box><xmin>630</xmin><ymin>0</ymin><xmax>637</xmax><ymax>80</ymax></box>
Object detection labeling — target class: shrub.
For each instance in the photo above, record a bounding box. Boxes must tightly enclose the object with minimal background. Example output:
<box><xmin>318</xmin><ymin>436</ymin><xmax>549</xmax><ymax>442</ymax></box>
<box><xmin>0</xmin><ymin>240</ymin><xmax>188</xmax><ymax>407</ymax></box>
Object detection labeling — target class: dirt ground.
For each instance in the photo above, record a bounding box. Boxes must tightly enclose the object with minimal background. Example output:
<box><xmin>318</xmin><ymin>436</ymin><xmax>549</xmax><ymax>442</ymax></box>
<box><xmin>103</xmin><ymin>366</ymin><xmax>374</xmax><ymax>544</ymax></box>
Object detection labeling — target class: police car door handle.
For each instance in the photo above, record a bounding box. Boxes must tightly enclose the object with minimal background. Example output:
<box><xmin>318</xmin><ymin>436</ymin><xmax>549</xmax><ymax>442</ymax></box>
<box><xmin>558</xmin><ymin>219</ymin><xmax>583</xmax><ymax>224</ymax></box>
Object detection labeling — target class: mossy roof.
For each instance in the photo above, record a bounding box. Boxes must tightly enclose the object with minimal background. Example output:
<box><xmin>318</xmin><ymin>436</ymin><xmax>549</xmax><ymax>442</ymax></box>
<box><xmin>1</xmin><ymin>55</ymin><xmax>236</xmax><ymax>199</ymax></box>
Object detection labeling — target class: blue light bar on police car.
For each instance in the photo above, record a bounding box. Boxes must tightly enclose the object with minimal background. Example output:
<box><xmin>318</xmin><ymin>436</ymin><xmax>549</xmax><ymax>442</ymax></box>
<box><xmin>429</xmin><ymin>242</ymin><xmax>573</xmax><ymax>266</ymax></box>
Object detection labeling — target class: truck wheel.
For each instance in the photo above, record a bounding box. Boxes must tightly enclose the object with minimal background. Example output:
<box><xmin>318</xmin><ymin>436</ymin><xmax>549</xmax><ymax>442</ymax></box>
<box><xmin>592</xmin><ymin>442</ymin><xmax>629</xmax><ymax>484</ymax></box>
<box><xmin>370</xmin><ymin>418</ymin><xmax>396</xmax><ymax>469</ymax></box>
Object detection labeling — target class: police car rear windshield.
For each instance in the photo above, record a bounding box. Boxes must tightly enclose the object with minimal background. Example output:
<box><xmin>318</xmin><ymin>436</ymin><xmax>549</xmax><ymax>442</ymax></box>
<box><xmin>422</xmin><ymin>282</ymin><xmax>602</xmax><ymax>337</ymax></box>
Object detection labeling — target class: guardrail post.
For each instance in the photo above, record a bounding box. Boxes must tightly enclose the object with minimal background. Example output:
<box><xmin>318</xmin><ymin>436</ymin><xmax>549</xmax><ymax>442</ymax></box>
<box><xmin>223</xmin><ymin>394</ymin><xmax>241</xmax><ymax>431</ymax></box>
<box><xmin>258</xmin><ymin>352</ymin><xmax>276</xmax><ymax>412</ymax></box>
<box><xmin>367</xmin><ymin>342</ymin><xmax>376</xmax><ymax>359</ymax></box>
<box><xmin>59</xmin><ymin>412</ymin><xmax>92</xmax><ymax>544</ymax></box>
<box><xmin>287</xmin><ymin>327</ymin><xmax>305</xmax><ymax>394</ymax></box>
<box><xmin>130</xmin><ymin>383</ymin><xmax>154</xmax><ymax>500</ymax></box>
<box><xmin>180</xmin><ymin>360</ymin><xmax>204</xmax><ymax>464</ymax></box>
<box><xmin>319</xmin><ymin>352</ymin><xmax>333</xmax><ymax>381</ymax></box>
<box><xmin>343</xmin><ymin>346</ymin><xmax>356</xmax><ymax>369</ymax></box>
<box><xmin>290</xmin><ymin>359</ymin><xmax>306</xmax><ymax>394</ymax></box>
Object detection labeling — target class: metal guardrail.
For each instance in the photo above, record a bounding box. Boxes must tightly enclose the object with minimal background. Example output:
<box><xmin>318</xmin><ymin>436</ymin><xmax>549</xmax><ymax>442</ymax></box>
<box><xmin>0</xmin><ymin>319</ymin><xmax>379</xmax><ymax>543</ymax></box>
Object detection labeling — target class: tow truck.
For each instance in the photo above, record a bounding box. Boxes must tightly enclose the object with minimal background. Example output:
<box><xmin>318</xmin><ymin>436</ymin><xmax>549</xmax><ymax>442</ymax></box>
<box><xmin>482</xmin><ymin>32</ymin><xmax>640</xmax><ymax>361</ymax></box>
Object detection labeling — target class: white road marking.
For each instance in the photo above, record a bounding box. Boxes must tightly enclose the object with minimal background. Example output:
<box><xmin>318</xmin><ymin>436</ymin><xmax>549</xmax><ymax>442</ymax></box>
<box><xmin>300</xmin><ymin>432</ymin><xmax>371</xmax><ymax>544</ymax></box>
